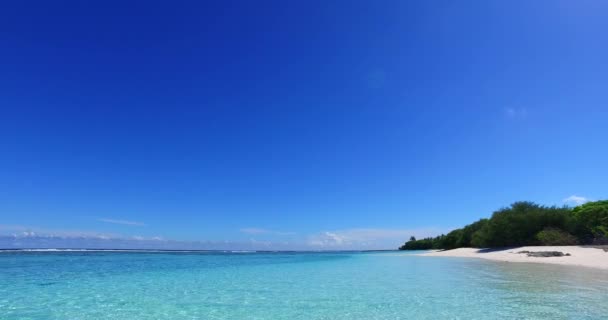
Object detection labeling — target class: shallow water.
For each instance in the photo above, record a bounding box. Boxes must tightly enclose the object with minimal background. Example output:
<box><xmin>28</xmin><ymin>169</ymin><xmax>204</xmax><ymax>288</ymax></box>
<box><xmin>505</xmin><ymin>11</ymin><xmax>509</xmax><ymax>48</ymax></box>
<box><xmin>1</xmin><ymin>251</ymin><xmax>607</xmax><ymax>319</ymax></box>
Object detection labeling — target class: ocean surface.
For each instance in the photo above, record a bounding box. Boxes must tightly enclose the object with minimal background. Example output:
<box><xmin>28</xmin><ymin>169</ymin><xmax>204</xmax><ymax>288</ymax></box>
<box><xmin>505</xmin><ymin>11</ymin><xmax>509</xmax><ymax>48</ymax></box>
<box><xmin>2</xmin><ymin>251</ymin><xmax>608</xmax><ymax>320</ymax></box>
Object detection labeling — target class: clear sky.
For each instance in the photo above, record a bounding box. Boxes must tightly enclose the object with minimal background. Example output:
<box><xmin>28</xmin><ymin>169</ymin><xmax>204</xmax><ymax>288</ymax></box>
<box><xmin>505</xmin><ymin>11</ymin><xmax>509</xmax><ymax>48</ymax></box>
<box><xmin>1</xmin><ymin>1</ymin><xmax>607</xmax><ymax>250</ymax></box>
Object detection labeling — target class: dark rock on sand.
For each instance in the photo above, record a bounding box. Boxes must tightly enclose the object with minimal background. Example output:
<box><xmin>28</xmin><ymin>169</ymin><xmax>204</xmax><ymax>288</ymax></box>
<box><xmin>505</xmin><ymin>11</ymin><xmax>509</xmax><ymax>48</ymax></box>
<box><xmin>517</xmin><ymin>251</ymin><xmax>570</xmax><ymax>257</ymax></box>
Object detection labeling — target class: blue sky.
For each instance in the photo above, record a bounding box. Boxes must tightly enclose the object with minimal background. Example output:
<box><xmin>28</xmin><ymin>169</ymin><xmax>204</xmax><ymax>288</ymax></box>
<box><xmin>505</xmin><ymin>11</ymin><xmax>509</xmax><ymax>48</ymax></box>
<box><xmin>1</xmin><ymin>1</ymin><xmax>607</xmax><ymax>250</ymax></box>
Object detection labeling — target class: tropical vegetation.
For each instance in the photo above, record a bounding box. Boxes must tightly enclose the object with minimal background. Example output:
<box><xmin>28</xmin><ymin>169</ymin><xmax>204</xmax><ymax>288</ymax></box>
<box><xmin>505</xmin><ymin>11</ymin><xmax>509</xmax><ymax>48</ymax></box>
<box><xmin>399</xmin><ymin>200</ymin><xmax>608</xmax><ymax>250</ymax></box>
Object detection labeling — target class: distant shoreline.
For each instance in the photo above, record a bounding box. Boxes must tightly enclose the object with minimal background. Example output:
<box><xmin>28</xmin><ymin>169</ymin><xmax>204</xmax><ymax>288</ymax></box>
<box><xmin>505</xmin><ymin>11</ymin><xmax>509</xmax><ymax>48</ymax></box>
<box><xmin>419</xmin><ymin>246</ymin><xmax>608</xmax><ymax>270</ymax></box>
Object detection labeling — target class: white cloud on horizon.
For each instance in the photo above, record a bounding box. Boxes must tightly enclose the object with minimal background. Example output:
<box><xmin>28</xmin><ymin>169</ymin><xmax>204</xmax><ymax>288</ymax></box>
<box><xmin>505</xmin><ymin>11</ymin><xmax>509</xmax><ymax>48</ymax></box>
<box><xmin>307</xmin><ymin>227</ymin><xmax>446</xmax><ymax>250</ymax></box>
<box><xmin>0</xmin><ymin>224</ymin><xmax>117</xmax><ymax>239</ymax></box>
<box><xmin>563</xmin><ymin>195</ymin><xmax>590</xmax><ymax>205</ymax></box>
<box><xmin>1</xmin><ymin>224</ymin><xmax>446</xmax><ymax>251</ymax></box>
<box><xmin>97</xmin><ymin>218</ymin><xmax>146</xmax><ymax>226</ymax></box>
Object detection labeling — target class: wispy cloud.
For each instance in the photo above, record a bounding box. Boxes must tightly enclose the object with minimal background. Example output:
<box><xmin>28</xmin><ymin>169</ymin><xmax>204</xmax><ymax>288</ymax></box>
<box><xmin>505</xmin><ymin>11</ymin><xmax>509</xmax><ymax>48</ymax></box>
<box><xmin>504</xmin><ymin>107</ymin><xmax>528</xmax><ymax>119</ymax></box>
<box><xmin>0</xmin><ymin>224</ymin><xmax>170</xmax><ymax>247</ymax></box>
<box><xmin>563</xmin><ymin>195</ymin><xmax>590</xmax><ymax>205</ymax></box>
<box><xmin>0</xmin><ymin>224</ymin><xmax>117</xmax><ymax>239</ymax></box>
<box><xmin>97</xmin><ymin>218</ymin><xmax>146</xmax><ymax>226</ymax></box>
<box><xmin>0</xmin><ymin>226</ymin><xmax>287</xmax><ymax>251</ymax></box>
<box><xmin>239</xmin><ymin>227</ymin><xmax>295</xmax><ymax>236</ymax></box>
<box><xmin>307</xmin><ymin>227</ymin><xmax>446</xmax><ymax>250</ymax></box>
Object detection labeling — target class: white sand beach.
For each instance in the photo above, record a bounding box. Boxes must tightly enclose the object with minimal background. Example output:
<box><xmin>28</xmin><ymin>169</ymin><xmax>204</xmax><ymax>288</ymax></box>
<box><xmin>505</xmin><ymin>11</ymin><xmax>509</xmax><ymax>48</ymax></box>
<box><xmin>420</xmin><ymin>246</ymin><xmax>608</xmax><ymax>270</ymax></box>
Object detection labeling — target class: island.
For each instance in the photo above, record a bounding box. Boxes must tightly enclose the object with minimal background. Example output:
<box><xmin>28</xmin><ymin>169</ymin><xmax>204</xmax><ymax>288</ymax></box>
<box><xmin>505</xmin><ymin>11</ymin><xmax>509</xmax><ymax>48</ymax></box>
<box><xmin>400</xmin><ymin>200</ymin><xmax>608</xmax><ymax>269</ymax></box>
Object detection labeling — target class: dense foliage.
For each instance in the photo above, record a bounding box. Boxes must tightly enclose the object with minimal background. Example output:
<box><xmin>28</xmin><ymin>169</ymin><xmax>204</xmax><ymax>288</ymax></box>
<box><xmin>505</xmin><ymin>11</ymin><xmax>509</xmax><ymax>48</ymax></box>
<box><xmin>399</xmin><ymin>200</ymin><xmax>608</xmax><ymax>250</ymax></box>
<box><xmin>536</xmin><ymin>227</ymin><xmax>578</xmax><ymax>246</ymax></box>
<box><xmin>572</xmin><ymin>200</ymin><xmax>608</xmax><ymax>244</ymax></box>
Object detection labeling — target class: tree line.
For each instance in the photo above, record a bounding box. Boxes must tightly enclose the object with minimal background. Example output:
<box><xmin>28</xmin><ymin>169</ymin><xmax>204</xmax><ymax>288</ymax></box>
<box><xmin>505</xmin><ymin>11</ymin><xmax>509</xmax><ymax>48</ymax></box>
<box><xmin>399</xmin><ymin>200</ymin><xmax>608</xmax><ymax>250</ymax></box>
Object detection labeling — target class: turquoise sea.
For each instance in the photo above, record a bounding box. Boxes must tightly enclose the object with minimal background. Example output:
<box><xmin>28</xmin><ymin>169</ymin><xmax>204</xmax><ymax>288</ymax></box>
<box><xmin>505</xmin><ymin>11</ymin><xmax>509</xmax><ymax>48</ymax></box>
<box><xmin>1</xmin><ymin>251</ymin><xmax>608</xmax><ymax>320</ymax></box>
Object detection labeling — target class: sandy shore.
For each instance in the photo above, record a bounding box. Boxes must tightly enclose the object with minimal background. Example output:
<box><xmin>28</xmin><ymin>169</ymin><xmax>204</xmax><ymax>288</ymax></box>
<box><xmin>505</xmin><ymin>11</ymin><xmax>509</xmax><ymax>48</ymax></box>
<box><xmin>420</xmin><ymin>246</ymin><xmax>608</xmax><ymax>270</ymax></box>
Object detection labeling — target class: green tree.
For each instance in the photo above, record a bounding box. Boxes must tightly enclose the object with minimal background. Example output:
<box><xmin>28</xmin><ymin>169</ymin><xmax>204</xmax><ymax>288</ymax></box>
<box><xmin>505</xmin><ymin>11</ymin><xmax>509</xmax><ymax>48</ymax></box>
<box><xmin>536</xmin><ymin>227</ymin><xmax>578</xmax><ymax>245</ymax></box>
<box><xmin>572</xmin><ymin>200</ymin><xmax>608</xmax><ymax>243</ymax></box>
<box><xmin>470</xmin><ymin>202</ymin><xmax>572</xmax><ymax>247</ymax></box>
<box><xmin>457</xmin><ymin>219</ymin><xmax>488</xmax><ymax>247</ymax></box>
<box><xmin>399</xmin><ymin>200</ymin><xmax>608</xmax><ymax>250</ymax></box>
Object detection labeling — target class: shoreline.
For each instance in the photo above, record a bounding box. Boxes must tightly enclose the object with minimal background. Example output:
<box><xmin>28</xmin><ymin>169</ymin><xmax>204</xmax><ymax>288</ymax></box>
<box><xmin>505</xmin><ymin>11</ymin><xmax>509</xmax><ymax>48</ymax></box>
<box><xmin>418</xmin><ymin>246</ymin><xmax>608</xmax><ymax>270</ymax></box>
